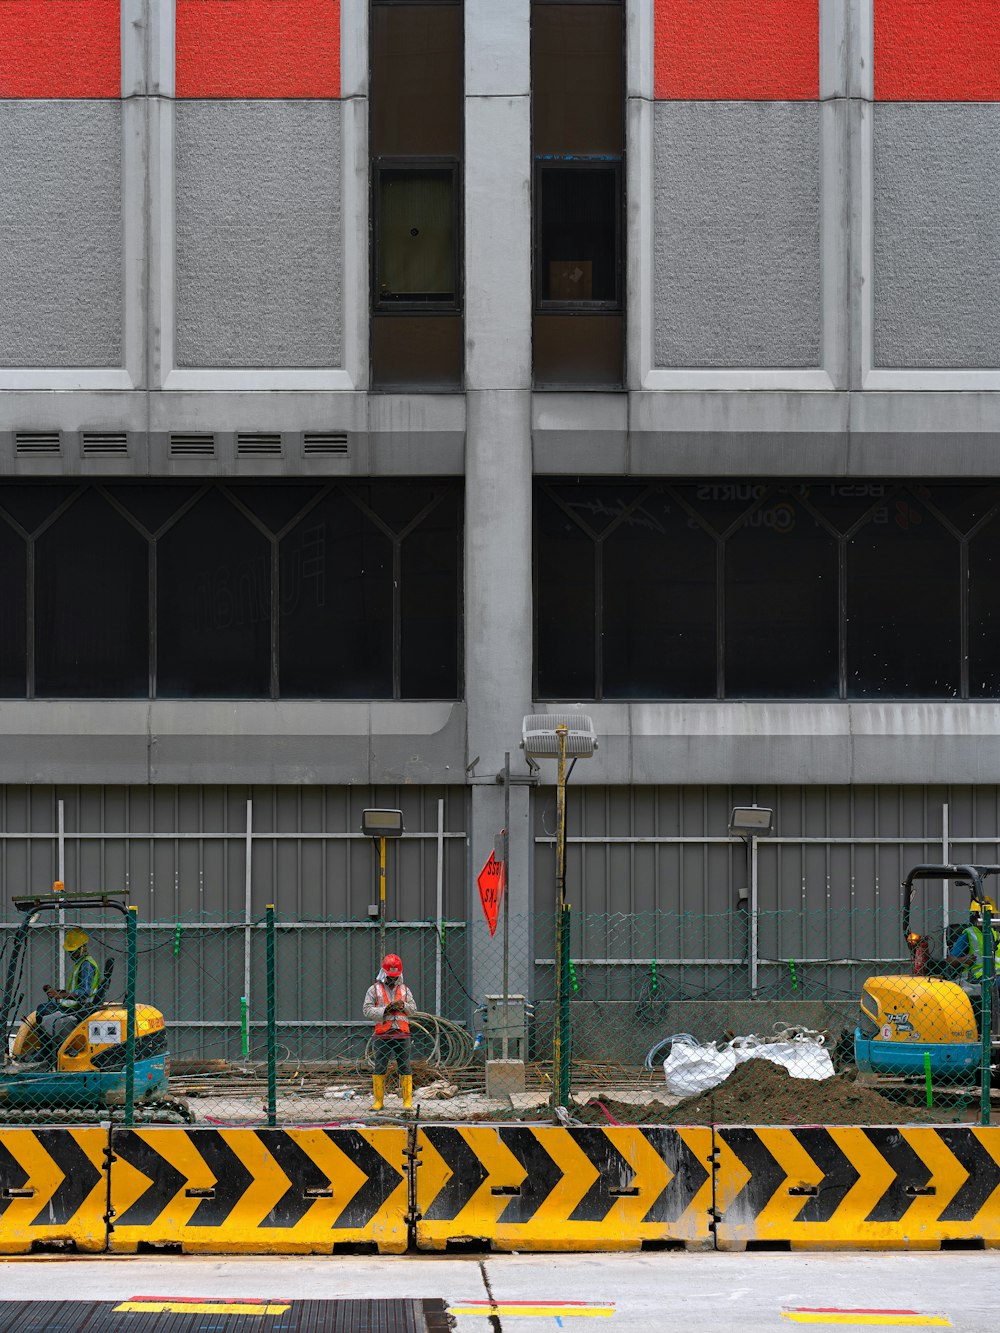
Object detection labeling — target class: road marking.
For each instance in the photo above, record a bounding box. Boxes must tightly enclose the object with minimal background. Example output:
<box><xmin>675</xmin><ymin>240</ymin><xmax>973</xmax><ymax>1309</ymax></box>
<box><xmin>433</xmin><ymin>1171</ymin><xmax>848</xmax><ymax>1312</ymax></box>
<box><xmin>114</xmin><ymin>1298</ymin><xmax>291</xmax><ymax>1314</ymax></box>
<box><xmin>783</xmin><ymin>1311</ymin><xmax>950</xmax><ymax>1327</ymax></box>
<box><xmin>451</xmin><ymin>1301</ymin><xmax>614</xmax><ymax>1318</ymax></box>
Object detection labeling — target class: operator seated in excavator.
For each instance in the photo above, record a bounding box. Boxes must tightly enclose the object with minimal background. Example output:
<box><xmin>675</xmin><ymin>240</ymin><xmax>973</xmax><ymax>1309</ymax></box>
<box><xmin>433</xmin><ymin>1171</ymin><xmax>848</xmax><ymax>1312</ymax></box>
<box><xmin>947</xmin><ymin>892</ymin><xmax>1000</xmax><ymax>1035</ymax></box>
<box><xmin>29</xmin><ymin>927</ymin><xmax>101</xmax><ymax>1064</ymax></box>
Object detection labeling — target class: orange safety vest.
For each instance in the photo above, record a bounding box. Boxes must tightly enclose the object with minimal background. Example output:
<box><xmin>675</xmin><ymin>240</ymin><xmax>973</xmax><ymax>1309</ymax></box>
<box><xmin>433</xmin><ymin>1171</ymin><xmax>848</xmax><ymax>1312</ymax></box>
<box><xmin>374</xmin><ymin>981</ymin><xmax>410</xmax><ymax>1037</ymax></box>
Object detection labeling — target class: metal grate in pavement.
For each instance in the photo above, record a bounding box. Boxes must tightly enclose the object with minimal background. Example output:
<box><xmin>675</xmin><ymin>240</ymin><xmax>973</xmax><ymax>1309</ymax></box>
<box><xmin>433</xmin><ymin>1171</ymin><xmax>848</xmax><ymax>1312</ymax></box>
<box><xmin>0</xmin><ymin>1299</ymin><xmax>451</xmax><ymax>1333</ymax></box>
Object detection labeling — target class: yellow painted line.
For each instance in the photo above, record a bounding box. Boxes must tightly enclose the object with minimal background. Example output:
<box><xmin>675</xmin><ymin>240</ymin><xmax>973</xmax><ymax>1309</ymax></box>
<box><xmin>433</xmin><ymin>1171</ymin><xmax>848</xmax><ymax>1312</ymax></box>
<box><xmin>783</xmin><ymin>1313</ymin><xmax>949</xmax><ymax>1327</ymax></box>
<box><xmin>450</xmin><ymin>1305</ymin><xmax>613</xmax><ymax>1318</ymax></box>
<box><xmin>114</xmin><ymin>1301</ymin><xmax>291</xmax><ymax>1315</ymax></box>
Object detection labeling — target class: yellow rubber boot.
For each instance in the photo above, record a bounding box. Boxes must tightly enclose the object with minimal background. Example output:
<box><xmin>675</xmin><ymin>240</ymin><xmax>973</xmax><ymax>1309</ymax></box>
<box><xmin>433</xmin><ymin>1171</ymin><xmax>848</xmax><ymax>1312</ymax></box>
<box><xmin>401</xmin><ymin>1074</ymin><xmax>413</xmax><ymax>1110</ymax></box>
<box><xmin>372</xmin><ymin>1074</ymin><xmax>385</xmax><ymax>1111</ymax></box>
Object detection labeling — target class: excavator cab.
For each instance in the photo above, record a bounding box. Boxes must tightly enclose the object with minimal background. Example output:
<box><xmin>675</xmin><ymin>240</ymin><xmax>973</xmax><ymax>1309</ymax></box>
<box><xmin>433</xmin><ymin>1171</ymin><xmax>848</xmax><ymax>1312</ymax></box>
<box><xmin>0</xmin><ymin>886</ymin><xmax>187</xmax><ymax>1120</ymax></box>
<box><xmin>855</xmin><ymin>864</ymin><xmax>1000</xmax><ymax>1082</ymax></box>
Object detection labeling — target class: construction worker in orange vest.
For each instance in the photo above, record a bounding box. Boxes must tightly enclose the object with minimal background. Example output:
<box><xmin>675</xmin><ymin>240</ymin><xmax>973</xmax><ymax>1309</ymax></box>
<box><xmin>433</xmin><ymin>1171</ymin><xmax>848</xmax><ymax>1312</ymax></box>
<box><xmin>363</xmin><ymin>953</ymin><xmax>416</xmax><ymax>1110</ymax></box>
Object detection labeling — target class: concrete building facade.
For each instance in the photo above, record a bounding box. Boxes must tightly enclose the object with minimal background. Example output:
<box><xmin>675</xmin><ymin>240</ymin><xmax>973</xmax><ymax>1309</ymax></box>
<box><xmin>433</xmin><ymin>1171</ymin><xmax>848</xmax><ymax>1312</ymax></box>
<box><xmin>2</xmin><ymin>0</ymin><xmax>1000</xmax><ymax>1026</ymax></box>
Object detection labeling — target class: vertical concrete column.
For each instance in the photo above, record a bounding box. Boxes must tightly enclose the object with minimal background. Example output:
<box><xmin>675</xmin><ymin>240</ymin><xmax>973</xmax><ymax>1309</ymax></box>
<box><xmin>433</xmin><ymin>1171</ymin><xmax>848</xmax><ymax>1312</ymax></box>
<box><xmin>464</xmin><ymin>0</ymin><xmax>534</xmax><ymax>1005</ymax></box>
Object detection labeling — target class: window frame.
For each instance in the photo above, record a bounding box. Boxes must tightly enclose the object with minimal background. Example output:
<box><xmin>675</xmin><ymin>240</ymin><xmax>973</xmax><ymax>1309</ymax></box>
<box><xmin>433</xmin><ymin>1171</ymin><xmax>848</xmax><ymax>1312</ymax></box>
<box><xmin>372</xmin><ymin>157</ymin><xmax>464</xmax><ymax>315</ymax></box>
<box><xmin>533</xmin><ymin>157</ymin><xmax>624</xmax><ymax>313</ymax></box>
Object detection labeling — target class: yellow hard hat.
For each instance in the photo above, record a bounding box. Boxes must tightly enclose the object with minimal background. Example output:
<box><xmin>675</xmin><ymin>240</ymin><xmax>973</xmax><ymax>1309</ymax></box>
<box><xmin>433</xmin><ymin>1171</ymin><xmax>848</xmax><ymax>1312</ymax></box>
<box><xmin>971</xmin><ymin>897</ymin><xmax>997</xmax><ymax>916</ymax></box>
<box><xmin>64</xmin><ymin>928</ymin><xmax>89</xmax><ymax>951</ymax></box>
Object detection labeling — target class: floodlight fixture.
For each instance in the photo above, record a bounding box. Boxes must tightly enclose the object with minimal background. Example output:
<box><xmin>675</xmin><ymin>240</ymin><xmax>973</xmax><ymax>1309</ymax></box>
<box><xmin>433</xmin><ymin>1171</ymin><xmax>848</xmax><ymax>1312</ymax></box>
<box><xmin>521</xmin><ymin>713</ymin><xmax>598</xmax><ymax>760</ymax></box>
<box><xmin>729</xmin><ymin>806</ymin><xmax>774</xmax><ymax>838</ymax></box>
<box><xmin>361</xmin><ymin>809</ymin><xmax>405</xmax><ymax>838</ymax></box>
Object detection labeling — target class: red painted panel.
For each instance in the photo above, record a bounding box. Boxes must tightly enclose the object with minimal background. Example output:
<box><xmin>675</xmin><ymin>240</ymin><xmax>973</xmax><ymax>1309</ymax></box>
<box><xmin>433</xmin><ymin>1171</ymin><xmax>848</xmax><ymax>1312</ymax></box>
<box><xmin>0</xmin><ymin>1</ymin><xmax>120</xmax><ymax>98</ymax></box>
<box><xmin>875</xmin><ymin>0</ymin><xmax>1000</xmax><ymax>100</ymax></box>
<box><xmin>176</xmin><ymin>0</ymin><xmax>340</xmax><ymax>98</ymax></box>
<box><xmin>654</xmin><ymin>0</ymin><xmax>819</xmax><ymax>100</ymax></box>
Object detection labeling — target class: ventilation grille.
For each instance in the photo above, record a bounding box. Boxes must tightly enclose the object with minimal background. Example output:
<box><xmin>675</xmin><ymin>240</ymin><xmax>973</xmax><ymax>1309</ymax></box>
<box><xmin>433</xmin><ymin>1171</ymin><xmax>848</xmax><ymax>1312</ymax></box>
<box><xmin>15</xmin><ymin>430</ymin><xmax>60</xmax><ymax>457</ymax></box>
<box><xmin>304</xmin><ymin>432</ymin><xmax>348</xmax><ymax>456</ymax></box>
<box><xmin>170</xmin><ymin>433</ymin><xmax>215</xmax><ymax>457</ymax></box>
<box><xmin>82</xmin><ymin>430</ymin><xmax>128</xmax><ymax>457</ymax></box>
<box><xmin>237</xmin><ymin>432</ymin><xmax>283</xmax><ymax>457</ymax></box>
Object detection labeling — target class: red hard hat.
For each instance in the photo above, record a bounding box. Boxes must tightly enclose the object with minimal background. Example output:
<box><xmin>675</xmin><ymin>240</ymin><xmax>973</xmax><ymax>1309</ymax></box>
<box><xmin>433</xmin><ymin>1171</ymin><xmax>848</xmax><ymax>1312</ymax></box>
<box><xmin>382</xmin><ymin>953</ymin><xmax>402</xmax><ymax>977</ymax></box>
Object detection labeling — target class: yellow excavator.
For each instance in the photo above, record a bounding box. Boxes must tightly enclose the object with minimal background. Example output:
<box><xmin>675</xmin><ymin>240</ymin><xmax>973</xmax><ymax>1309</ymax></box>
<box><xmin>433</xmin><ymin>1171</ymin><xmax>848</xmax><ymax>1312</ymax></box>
<box><xmin>854</xmin><ymin>863</ymin><xmax>1000</xmax><ymax>1087</ymax></box>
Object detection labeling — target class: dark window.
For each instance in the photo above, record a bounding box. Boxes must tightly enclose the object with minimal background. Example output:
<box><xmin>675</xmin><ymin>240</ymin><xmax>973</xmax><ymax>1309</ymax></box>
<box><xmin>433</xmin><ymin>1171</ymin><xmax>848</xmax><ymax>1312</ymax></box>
<box><xmin>370</xmin><ymin>0</ymin><xmax>464</xmax><ymax>389</ymax></box>
<box><xmin>0</xmin><ymin>481</ymin><xmax>461</xmax><ymax>701</ymax></box>
<box><xmin>846</xmin><ymin>491</ymin><xmax>960</xmax><ymax>698</ymax></box>
<box><xmin>400</xmin><ymin>488</ymin><xmax>461</xmax><ymax>697</ymax></box>
<box><xmin>532</xmin><ymin>3</ymin><xmax>624</xmax><ymax>157</ymax></box>
<box><xmin>371</xmin><ymin>2</ymin><xmax>463</xmax><ymax>157</ymax></box>
<box><xmin>536</xmin><ymin>165</ymin><xmax>621</xmax><ymax>307</ymax></box>
<box><xmin>536</xmin><ymin>487</ymin><xmax>597</xmax><ymax>699</ymax></box>
<box><xmin>535</xmin><ymin>479</ymin><xmax>988</xmax><ymax>703</ymax></box>
<box><xmin>375</xmin><ymin>166</ymin><xmax>459</xmax><ymax>307</ymax></box>
<box><xmin>34</xmin><ymin>490</ymin><xmax>148</xmax><ymax>698</ymax></box>
<box><xmin>725</xmin><ymin>498</ymin><xmax>839</xmax><ymax>699</ymax></box>
<box><xmin>531</xmin><ymin>1</ymin><xmax>624</xmax><ymax>387</ymax></box>
<box><xmin>0</xmin><ymin>519</ymin><xmax>27</xmax><ymax>697</ymax></box>
<box><xmin>602</xmin><ymin>490</ymin><xmax>716</xmax><ymax>698</ymax></box>
<box><xmin>969</xmin><ymin>511</ymin><xmax>1000</xmax><ymax>697</ymax></box>
<box><xmin>156</xmin><ymin>491</ymin><xmax>271</xmax><ymax>698</ymax></box>
<box><xmin>279</xmin><ymin>491</ymin><xmax>393</xmax><ymax>698</ymax></box>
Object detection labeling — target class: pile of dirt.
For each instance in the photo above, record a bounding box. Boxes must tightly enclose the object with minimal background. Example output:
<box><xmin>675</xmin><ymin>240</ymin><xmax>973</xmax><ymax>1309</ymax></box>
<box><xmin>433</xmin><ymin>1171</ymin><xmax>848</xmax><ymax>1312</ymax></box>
<box><xmin>654</xmin><ymin>1059</ymin><xmax>920</xmax><ymax>1125</ymax></box>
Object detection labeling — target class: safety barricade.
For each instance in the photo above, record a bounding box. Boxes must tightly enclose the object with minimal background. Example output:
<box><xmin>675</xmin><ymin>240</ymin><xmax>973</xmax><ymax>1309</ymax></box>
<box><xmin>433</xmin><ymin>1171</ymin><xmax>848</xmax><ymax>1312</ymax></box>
<box><xmin>0</xmin><ymin>1127</ymin><xmax>109</xmax><ymax>1253</ymax></box>
<box><xmin>414</xmin><ymin>1124</ymin><xmax>714</xmax><ymax>1251</ymax></box>
<box><xmin>107</xmin><ymin>1127</ymin><xmax>410</xmax><ymax>1253</ymax></box>
<box><xmin>713</xmin><ymin>1125</ymin><xmax>1000</xmax><ymax>1251</ymax></box>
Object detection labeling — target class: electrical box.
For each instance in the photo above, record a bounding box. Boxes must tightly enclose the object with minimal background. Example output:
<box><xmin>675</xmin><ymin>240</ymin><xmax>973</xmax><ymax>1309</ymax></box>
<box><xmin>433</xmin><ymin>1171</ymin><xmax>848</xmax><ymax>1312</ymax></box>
<box><xmin>483</xmin><ymin>994</ymin><xmax>527</xmax><ymax>1062</ymax></box>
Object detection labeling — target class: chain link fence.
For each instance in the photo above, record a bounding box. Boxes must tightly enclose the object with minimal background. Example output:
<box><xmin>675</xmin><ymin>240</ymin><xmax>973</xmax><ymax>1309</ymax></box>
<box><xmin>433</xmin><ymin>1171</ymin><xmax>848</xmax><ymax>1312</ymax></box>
<box><xmin>1</xmin><ymin>904</ymin><xmax>996</xmax><ymax>1127</ymax></box>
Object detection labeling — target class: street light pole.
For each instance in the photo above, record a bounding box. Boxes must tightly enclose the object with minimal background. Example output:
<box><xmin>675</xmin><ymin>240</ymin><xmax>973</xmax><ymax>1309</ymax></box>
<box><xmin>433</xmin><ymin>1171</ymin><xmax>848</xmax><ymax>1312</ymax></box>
<box><xmin>378</xmin><ymin>835</ymin><xmax>387</xmax><ymax>958</ymax></box>
<box><xmin>553</xmin><ymin>724</ymin><xmax>570</xmax><ymax>1108</ymax></box>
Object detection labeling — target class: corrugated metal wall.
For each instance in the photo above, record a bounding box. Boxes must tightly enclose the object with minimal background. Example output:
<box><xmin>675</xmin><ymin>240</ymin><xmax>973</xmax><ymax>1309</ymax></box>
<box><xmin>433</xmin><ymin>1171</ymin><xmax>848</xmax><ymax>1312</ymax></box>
<box><xmin>0</xmin><ymin>786</ymin><xmax>469</xmax><ymax>1060</ymax></box>
<box><xmin>533</xmin><ymin>785</ymin><xmax>1000</xmax><ymax>1004</ymax></box>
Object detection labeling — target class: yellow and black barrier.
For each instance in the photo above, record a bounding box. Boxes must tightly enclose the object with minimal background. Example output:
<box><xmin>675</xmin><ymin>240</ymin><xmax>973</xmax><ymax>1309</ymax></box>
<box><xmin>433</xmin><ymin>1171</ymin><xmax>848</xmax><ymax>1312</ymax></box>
<box><xmin>414</xmin><ymin>1125</ymin><xmax>714</xmax><ymax>1251</ymax></box>
<box><xmin>714</xmin><ymin>1126</ymin><xmax>1000</xmax><ymax>1251</ymax></box>
<box><xmin>0</xmin><ymin>1127</ymin><xmax>108</xmax><ymax>1253</ymax></box>
<box><xmin>3</xmin><ymin>1121</ymin><xmax>1000</xmax><ymax>1254</ymax></box>
<box><xmin>107</xmin><ymin>1127</ymin><xmax>410</xmax><ymax>1253</ymax></box>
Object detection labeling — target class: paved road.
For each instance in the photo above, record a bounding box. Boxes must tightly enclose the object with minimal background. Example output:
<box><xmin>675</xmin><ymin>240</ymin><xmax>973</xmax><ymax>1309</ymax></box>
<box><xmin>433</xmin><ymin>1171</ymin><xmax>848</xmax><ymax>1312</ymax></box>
<box><xmin>0</xmin><ymin>1252</ymin><xmax>998</xmax><ymax>1331</ymax></box>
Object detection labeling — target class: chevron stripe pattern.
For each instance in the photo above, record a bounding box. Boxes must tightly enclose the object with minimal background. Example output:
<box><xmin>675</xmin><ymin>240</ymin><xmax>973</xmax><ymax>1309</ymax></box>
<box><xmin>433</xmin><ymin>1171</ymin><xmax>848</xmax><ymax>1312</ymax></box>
<box><xmin>715</xmin><ymin>1126</ymin><xmax>1000</xmax><ymax>1250</ymax></box>
<box><xmin>107</xmin><ymin>1127</ymin><xmax>409</xmax><ymax>1253</ymax></box>
<box><xmin>5</xmin><ymin>1123</ymin><xmax>1000</xmax><ymax>1253</ymax></box>
<box><xmin>415</xmin><ymin>1125</ymin><xmax>714</xmax><ymax>1251</ymax></box>
<box><xmin>0</xmin><ymin>1128</ymin><xmax>107</xmax><ymax>1253</ymax></box>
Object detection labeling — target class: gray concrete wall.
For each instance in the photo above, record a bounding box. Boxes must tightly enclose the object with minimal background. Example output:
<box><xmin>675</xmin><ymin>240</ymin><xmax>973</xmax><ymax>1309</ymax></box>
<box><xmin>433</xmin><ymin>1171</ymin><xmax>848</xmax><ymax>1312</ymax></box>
<box><xmin>652</xmin><ymin>102</ymin><xmax>822</xmax><ymax>369</ymax></box>
<box><xmin>174</xmin><ymin>101</ymin><xmax>342</xmax><ymax>369</ymax></box>
<box><xmin>873</xmin><ymin>104</ymin><xmax>1000</xmax><ymax>369</ymax></box>
<box><xmin>0</xmin><ymin>102</ymin><xmax>123</xmax><ymax>368</ymax></box>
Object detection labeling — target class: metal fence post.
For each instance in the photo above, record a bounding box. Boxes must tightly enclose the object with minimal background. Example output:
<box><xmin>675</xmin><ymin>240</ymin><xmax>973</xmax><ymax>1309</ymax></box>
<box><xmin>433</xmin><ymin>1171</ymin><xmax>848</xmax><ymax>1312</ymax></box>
<box><xmin>124</xmin><ymin>904</ymin><xmax>137</xmax><ymax>1127</ymax></box>
<box><xmin>981</xmin><ymin>905</ymin><xmax>994</xmax><ymax>1128</ymax></box>
<box><xmin>266</xmin><ymin>904</ymin><xmax>277</xmax><ymax>1127</ymax></box>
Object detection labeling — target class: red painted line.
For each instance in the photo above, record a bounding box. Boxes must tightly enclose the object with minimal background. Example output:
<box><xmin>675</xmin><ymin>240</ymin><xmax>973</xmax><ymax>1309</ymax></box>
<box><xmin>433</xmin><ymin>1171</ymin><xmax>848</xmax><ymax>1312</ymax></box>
<box><xmin>654</xmin><ymin>0</ymin><xmax>819</xmax><ymax>100</ymax></box>
<box><xmin>875</xmin><ymin>0</ymin><xmax>1000</xmax><ymax>101</ymax></box>
<box><xmin>176</xmin><ymin>0</ymin><xmax>340</xmax><ymax>98</ymax></box>
<box><xmin>0</xmin><ymin>0</ymin><xmax>120</xmax><ymax>98</ymax></box>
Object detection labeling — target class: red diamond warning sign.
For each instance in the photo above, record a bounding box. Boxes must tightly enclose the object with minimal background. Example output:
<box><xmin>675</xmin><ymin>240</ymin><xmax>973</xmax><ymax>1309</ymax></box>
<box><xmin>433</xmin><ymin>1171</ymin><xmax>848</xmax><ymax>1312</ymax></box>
<box><xmin>476</xmin><ymin>850</ymin><xmax>505</xmax><ymax>938</ymax></box>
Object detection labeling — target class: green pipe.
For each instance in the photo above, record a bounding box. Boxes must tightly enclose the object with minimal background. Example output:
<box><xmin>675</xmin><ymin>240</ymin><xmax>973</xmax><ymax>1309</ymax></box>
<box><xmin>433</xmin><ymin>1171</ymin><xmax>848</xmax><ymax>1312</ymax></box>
<box><xmin>240</xmin><ymin>995</ymin><xmax>249</xmax><ymax>1060</ymax></box>
<box><xmin>981</xmin><ymin>907</ymin><xmax>994</xmax><ymax>1128</ymax></box>
<box><xmin>173</xmin><ymin>921</ymin><xmax>181</xmax><ymax>958</ymax></box>
<box><xmin>788</xmin><ymin>958</ymin><xmax>798</xmax><ymax>993</ymax></box>
<box><xmin>124</xmin><ymin>905</ymin><xmax>137</xmax><ymax>1128</ymax></box>
<box><xmin>266</xmin><ymin>905</ymin><xmax>277</xmax><ymax>1127</ymax></box>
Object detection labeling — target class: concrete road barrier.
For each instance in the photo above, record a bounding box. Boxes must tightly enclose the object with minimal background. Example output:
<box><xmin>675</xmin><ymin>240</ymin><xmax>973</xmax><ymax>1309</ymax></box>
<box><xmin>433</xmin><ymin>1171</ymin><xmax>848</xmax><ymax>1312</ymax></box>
<box><xmin>0</xmin><ymin>1127</ymin><xmax>108</xmax><ymax>1253</ymax></box>
<box><xmin>107</xmin><ymin>1126</ymin><xmax>410</xmax><ymax>1253</ymax></box>
<box><xmin>415</xmin><ymin>1124</ymin><xmax>714</xmax><ymax>1251</ymax></box>
<box><xmin>714</xmin><ymin>1125</ymin><xmax>1000</xmax><ymax>1251</ymax></box>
